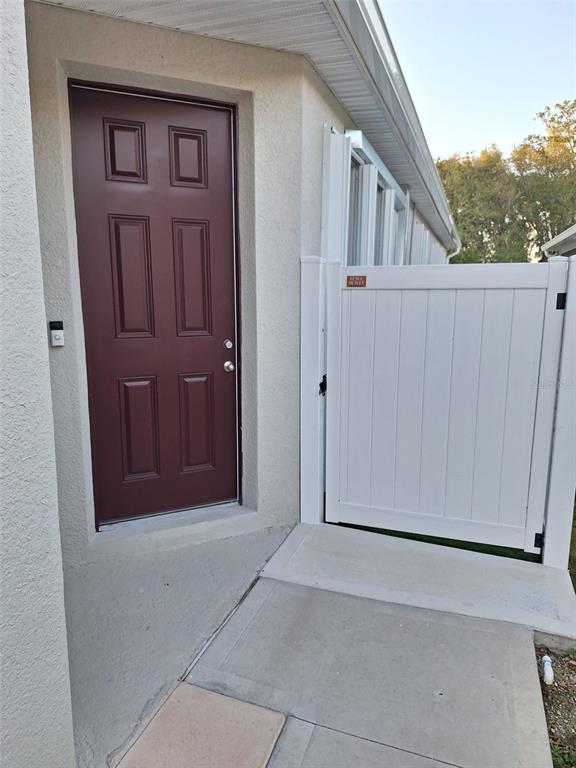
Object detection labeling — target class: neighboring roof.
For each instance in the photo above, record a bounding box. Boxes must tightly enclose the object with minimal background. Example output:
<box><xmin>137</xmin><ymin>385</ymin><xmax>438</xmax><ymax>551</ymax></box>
<box><xmin>542</xmin><ymin>223</ymin><xmax>576</xmax><ymax>256</ymax></box>
<box><xmin>37</xmin><ymin>0</ymin><xmax>460</xmax><ymax>251</ymax></box>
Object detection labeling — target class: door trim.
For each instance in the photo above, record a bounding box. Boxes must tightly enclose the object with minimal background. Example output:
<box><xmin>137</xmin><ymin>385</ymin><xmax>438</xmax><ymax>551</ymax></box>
<box><xmin>68</xmin><ymin>79</ymin><xmax>242</xmax><ymax>526</ymax></box>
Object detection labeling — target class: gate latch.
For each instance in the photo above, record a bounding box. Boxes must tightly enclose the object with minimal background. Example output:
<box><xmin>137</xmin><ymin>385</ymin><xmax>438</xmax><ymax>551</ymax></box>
<box><xmin>319</xmin><ymin>375</ymin><xmax>327</xmax><ymax>396</ymax></box>
<box><xmin>534</xmin><ymin>531</ymin><xmax>545</xmax><ymax>549</ymax></box>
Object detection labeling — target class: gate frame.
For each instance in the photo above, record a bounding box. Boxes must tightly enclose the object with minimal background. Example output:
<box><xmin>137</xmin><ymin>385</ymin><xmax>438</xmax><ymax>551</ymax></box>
<box><xmin>300</xmin><ymin>126</ymin><xmax>350</xmax><ymax>525</ymax></box>
<box><xmin>320</xmin><ymin>257</ymin><xmax>576</xmax><ymax>568</ymax></box>
<box><xmin>299</xmin><ymin>125</ymin><xmax>576</xmax><ymax>568</ymax></box>
<box><xmin>524</xmin><ymin>257</ymin><xmax>569</xmax><ymax>553</ymax></box>
<box><xmin>542</xmin><ymin>256</ymin><xmax>576</xmax><ymax>568</ymax></box>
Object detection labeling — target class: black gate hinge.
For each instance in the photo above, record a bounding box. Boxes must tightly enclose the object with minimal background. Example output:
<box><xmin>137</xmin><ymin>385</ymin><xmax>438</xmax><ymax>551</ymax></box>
<box><xmin>534</xmin><ymin>531</ymin><xmax>544</xmax><ymax>549</ymax></box>
<box><xmin>319</xmin><ymin>374</ymin><xmax>327</xmax><ymax>396</ymax></box>
<box><xmin>556</xmin><ymin>292</ymin><xmax>567</xmax><ymax>310</ymax></box>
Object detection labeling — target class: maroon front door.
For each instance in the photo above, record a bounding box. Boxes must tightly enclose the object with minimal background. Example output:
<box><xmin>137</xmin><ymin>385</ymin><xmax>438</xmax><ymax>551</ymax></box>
<box><xmin>69</xmin><ymin>84</ymin><xmax>238</xmax><ymax>526</ymax></box>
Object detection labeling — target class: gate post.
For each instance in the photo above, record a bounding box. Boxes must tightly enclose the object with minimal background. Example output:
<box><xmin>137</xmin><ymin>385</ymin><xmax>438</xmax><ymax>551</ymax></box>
<box><xmin>300</xmin><ymin>256</ymin><xmax>326</xmax><ymax>524</ymax></box>
<box><xmin>543</xmin><ymin>256</ymin><xmax>576</xmax><ymax>569</ymax></box>
<box><xmin>524</xmin><ymin>258</ymin><xmax>569</xmax><ymax>553</ymax></box>
<box><xmin>299</xmin><ymin>127</ymin><xmax>351</xmax><ymax>524</ymax></box>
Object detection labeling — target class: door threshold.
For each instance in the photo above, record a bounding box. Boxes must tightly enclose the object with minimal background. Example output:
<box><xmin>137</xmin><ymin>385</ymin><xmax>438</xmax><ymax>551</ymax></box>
<box><xmin>84</xmin><ymin>506</ymin><xmax>293</xmax><ymax>565</ymax></box>
<box><xmin>99</xmin><ymin>501</ymin><xmax>241</xmax><ymax>535</ymax></box>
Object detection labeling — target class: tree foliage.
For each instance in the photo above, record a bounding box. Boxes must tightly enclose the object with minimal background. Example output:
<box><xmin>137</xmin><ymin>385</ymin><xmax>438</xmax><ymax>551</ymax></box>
<box><xmin>437</xmin><ymin>100</ymin><xmax>576</xmax><ymax>263</ymax></box>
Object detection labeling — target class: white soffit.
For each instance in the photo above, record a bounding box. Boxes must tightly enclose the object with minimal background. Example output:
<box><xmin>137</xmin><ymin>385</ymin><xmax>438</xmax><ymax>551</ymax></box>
<box><xmin>34</xmin><ymin>0</ymin><xmax>459</xmax><ymax>250</ymax></box>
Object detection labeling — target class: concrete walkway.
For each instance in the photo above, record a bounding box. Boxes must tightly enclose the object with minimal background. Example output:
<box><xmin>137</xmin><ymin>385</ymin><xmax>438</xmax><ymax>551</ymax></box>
<box><xmin>63</xmin><ymin>525</ymin><xmax>288</xmax><ymax>767</ymax></box>
<box><xmin>187</xmin><ymin>578</ymin><xmax>552</xmax><ymax>768</ymax></box>
<box><xmin>269</xmin><ymin>718</ymin><xmax>450</xmax><ymax>768</ymax></box>
<box><xmin>264</xmin><ymin>524</ymin><xmax>576</xmax><ymax>639</ymax></box>
<box><xmin>113</xmin><ymin>524</ymin><xmax>564</xmax><ymax>767</ymax></box>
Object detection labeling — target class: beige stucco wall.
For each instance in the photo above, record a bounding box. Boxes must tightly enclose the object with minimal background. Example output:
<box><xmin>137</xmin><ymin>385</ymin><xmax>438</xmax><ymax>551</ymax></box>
<box><xmin>23</xmin><ymin>5</ymin><xmax>352</xmax><ymax>761</ymax></box>
<box><xmin>25</xmin><ymin>0</ymin><xmax>351</xmax><ymax>564</ymax></box>
<box><xmin>0</xmin><ymin>2</ymin><xmax>76</xmax><ymax>766</ymax></box>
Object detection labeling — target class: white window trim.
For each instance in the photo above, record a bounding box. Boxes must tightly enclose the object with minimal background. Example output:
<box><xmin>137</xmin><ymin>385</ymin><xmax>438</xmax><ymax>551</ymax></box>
<box><xmin>345</xmin><ymin>130</ymin><xmax>409</xmax><ymax>267</ymax></box>
<box><xmin>347</xmin><ymin>150</ymin><xmax>364</xmax><ymax>266</ymax></box>
<box><xmin>382</xmin><ymin>188</ymin><xmax>397</xmax><ymax>265</ymax></box>
<box><xmin>346</xmin><ymin>129</ymin><xmax>407</xmax><ymax>205</ymax></box>
<box><xmin>360</xmin><ymin>164</ymin><xmax>377</xmax><ymax>265</ymax></box>
<box><xmin>321</xmin><ymin>126</ymin><xmax>352</xmax><ymax>265</ymax></box>
<box><xmin>403</xmin><ymin>194</ymin><xmax>414</xmax><ymax>264</ymax></box>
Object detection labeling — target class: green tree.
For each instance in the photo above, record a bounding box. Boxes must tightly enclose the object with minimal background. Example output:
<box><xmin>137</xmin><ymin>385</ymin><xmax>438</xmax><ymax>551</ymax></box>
<box><xmin>511</xmin><ymin>99</ymin><xmax>576</xmax><ymax>250</ymax></box>
<box><xmin>437</xmin><ymin>99</ymin><xmax>576</xmax><ymax>262</ymax></box>
<box><xmin>437</xmin><ymin>148</ymin><xmax>526</xmax><ymax>263</ymax></box>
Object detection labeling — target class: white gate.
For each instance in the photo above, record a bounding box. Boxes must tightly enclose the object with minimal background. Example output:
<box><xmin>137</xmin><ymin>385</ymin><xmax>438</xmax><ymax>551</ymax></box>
<box><xmin>325</xmin><ymin>260</ymin><xmax>569</xmax><ymax>552</ymax></box>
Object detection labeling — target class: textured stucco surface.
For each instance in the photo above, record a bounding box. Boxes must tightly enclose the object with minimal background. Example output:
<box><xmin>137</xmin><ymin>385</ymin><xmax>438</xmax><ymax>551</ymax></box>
<box><xmin>65</xmin><ymin>525</ymin><xmax>289</xmax><ymax>768</ymax></box>
<box><xmin>20</xmin><ymin>8</ymin><xmax>352</xmax><ymax>766</ymax></box>
<box><xmin>25</xmin><ymin>2</ymin><xmax>352</xmax><ymax>566</ymax></box>
<box><xmin>0</xmin><ymin>2</ymin><xmax>76</xmax><ymax>766</ymax></box>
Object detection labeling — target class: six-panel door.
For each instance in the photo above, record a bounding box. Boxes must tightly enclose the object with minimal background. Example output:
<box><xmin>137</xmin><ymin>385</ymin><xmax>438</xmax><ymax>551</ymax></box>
<box><xmin>69</xmin><ymin>84</ymin><xmax>238</xmax><ymax>525</ymax></box>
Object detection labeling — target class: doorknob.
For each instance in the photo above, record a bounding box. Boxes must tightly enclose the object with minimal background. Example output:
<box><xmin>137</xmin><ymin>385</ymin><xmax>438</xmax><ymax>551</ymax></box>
<box><xmin>224</xmin><ymin>361</ymin><xmax>235</xmax><ymax>373</ymax></box>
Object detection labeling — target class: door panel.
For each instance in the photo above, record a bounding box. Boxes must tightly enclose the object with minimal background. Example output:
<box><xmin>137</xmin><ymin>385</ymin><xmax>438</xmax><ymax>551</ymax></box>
<box><xmin>325</xmin><ymin>263</ymin><xmax>565</xmax><ymax>552</ymax></box>
<box><xmin>119</xmin><ymin>377</ymin><xmax>160</xmax><ymax>480</ymax></box>
<box><xmin>173</xmin><ymin>219</ymin><xmax>212</xmax><ymax>336</ymax></box>
<box><xmin>109</xmin><ymin>215</ymin><xmax>155</xmax><ymax>337</ymax></box>
<box><xmin>70</xmin><ymin>84</ymin><xmax>238</xmax><ymax>525</ymax></box>
<box><xmin>178</xmin><ymin>373</ymin><xmax>215</xmax><ymax>473</ymax></box>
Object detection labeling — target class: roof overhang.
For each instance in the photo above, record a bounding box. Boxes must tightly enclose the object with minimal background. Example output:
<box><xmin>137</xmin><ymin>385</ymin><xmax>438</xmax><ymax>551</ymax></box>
<box><xmin>34</xmin><ymin>0</ymin><xmax>460</xmax><ymax>251</ymax></box>
<box><xmin>542</xmin><ymin>223</ymin><xmax>576</xmax><ymax>257</ymax></box>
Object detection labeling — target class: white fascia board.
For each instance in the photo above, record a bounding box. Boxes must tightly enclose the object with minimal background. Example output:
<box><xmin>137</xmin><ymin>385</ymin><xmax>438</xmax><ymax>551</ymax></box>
<box><xmin>542</xmin><ymin>223</ymin><xmax>576</xmax><ymax>255</ymax></box>
<box><xmin>327</xmin><ymin>0</ymin><xmax>459</xmax><ymax>250</ymax></box>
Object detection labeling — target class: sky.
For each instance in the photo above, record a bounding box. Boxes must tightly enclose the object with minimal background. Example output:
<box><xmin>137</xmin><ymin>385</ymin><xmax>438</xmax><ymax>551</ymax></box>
<box><xmin>378</xmin><ymin>0</ymin><xmax>576</xmax><ymax>159</ymax></box>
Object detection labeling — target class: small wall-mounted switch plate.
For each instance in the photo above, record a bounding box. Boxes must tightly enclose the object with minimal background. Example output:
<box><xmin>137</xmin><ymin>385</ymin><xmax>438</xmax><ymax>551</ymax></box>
<box><xmin>49</xmin><ymin>321</ymin><xmax>64</xmax><ymax>347</ymax></box>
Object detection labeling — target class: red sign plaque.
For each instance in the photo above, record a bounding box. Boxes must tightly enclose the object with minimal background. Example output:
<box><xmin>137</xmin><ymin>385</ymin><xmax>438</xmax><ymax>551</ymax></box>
<box><xmin>346</xmin><ymin>275</ymin><xmax>367</xmax><ymax>288</ymax></box>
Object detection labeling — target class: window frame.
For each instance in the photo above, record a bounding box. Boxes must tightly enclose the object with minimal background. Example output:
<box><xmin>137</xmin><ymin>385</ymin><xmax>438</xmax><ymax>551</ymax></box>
<box><xmin>347</xmin><ymin>151</ymin><xmax>363</xmax><ymax>266</ymax></box>
<box><xmin>344</xmin><ymin>130</ymin><xmax>409</xmax><ymax>266</ymax></box>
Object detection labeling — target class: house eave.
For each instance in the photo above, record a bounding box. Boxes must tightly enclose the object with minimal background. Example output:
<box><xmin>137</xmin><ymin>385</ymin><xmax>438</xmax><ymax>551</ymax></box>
<box><xmin>542</xmin><ymin>223</ymin><xmax>576</xmax><ymax>256</ymax></box>
<box><xmin>33</xmin><ymin>0</ymin><xmax>459</xmax><ymax>250</ymax></box>
<box><xmin>327</xmin><ymin>0</ymin><xmax>459</xmax><ymax>250</ymax></box>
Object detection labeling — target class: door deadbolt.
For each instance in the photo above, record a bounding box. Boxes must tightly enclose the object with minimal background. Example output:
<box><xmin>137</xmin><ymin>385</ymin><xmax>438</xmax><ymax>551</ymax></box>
<box><xmin>223</xmin><ymin>339</ymin><xmax>234</xmax><ymax>349</ymax></box>
<box><xmin>224</xmin><ymin>361</ymin><xmax>235</xmax><ymax>373</ymax></box>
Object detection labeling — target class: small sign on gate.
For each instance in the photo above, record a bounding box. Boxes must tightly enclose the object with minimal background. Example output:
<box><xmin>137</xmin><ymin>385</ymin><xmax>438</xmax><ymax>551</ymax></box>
<box><xmin>346</xmin><ymin>275</ymin><xmax>367</xmax><ymax>288</ymax></box>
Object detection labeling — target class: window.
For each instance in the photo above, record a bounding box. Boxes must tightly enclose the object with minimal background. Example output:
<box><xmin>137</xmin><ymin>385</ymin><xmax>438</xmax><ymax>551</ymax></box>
<box><xmin>339</xmin><ymin>130</ymin><xmax>409</xmax><ymax>267</ymax></box>
<box><xmin>347</xmin><ymin>156</ymin><xmax>362</xmax><ymax>266</ymax></box>
<box><xmin>374</xmin><ymin>182</ymin><xmax>386</xmax><ymax>265</ymax></box>
<box><xmin>374</xmin><ymin>180</ymin><xmax>406</xmax><ymax>265</ymax></box>
<box><xmin>392</xmin><ymin>201</ymin><xmax>407</xmax><ymax>265</ymax></box>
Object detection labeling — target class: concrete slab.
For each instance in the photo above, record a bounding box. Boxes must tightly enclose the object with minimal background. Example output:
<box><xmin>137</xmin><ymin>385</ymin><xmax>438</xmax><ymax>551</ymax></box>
<box><xmin>188</xmin><ymin>579</ymin><xmax>552</xmax><ymax>768</ymax></box>
<box><xmin>118</xmin><ymin>684</ymin><xmax>284</xmax><ymax>768</ymax></box>
<box><xmin>268</xmin><ymin>718</ymin><xmax>447</xmax><ymax>768</ymax></box>
<box><xmin>263</xmin><ymin>524</ymin><xmax>576</xmax><ymax>638</ymax></box>
<box><xmin>64</xmin><ymin>525</ymin><xmax>288</xmax><ymax>768</ymax></box>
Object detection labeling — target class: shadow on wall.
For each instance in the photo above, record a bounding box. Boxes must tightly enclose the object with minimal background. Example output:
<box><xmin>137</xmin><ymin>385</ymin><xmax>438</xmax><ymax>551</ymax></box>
<box><xmin>63</xmin><ymin>525</ymin><xmax>289</xmax><ymax>768</ymax></box>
